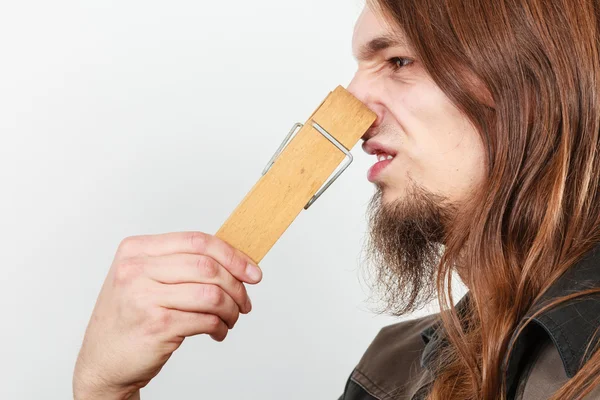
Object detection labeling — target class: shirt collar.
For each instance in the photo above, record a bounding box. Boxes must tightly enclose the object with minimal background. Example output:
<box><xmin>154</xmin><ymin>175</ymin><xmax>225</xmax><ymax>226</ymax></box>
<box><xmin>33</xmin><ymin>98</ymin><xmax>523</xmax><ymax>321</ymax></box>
<box><xmin>419</xmin><ymin>242</ymin><xmax>600</xmax><ymax>384</ymax></box>
<box><xmin>419</xmin><ymin>294</ymin><xmax>471</xmax><ymax>370</ymax></box>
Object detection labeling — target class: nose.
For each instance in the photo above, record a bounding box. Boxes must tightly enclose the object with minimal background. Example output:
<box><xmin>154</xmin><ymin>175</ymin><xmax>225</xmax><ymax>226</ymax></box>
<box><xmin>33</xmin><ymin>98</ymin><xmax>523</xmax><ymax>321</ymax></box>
<box><xmin>346</xmin><ymin>72</ymin><xmax>384</xmax><ymax>141</ymax></box>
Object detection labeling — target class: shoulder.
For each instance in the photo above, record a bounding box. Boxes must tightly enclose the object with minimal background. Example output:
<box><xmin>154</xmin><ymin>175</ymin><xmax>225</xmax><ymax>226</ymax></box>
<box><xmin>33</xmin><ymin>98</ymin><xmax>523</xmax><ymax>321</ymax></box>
<box><xmin>358</xmin><ymin>313</ymin><xmax>440</xmax><ymax>368</ymax></box>
<box><xmin>343</xmin><ymin>314</ymin><xmax>439</xmax><ymax>400</ymax></box>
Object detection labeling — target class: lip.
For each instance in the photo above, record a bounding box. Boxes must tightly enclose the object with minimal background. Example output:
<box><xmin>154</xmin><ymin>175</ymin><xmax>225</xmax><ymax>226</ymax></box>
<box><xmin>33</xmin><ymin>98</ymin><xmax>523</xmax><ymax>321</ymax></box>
<box><xmin>362</xmin><ymin>140</ymin><xmax>397</xmax><ymax>157</ymax></box>
<box><xmin>367</xmin><ymin>157</ymin><xmax>394</xmax><ymax>182</ymax></box>
<box><xmin>363</xmin><ymin>140</ymin><xmax>397</xmax><ymax>182</ymax></box>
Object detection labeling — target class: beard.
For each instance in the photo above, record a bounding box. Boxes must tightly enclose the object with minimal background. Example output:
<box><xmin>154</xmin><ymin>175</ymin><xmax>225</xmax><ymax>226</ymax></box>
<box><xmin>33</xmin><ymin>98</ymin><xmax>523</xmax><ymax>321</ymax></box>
<box><xmin>360</xmin><ymin>179</ymin><xmax>457</xmax><ymax>317</ymax></box>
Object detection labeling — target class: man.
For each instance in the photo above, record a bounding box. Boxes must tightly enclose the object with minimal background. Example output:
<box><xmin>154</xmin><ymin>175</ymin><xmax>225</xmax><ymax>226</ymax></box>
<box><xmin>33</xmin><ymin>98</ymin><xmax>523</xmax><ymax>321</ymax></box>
<box><xmin>74</xmin><ymin>0</ymin><xmax>600</xmax><ymax>399</ymax></box>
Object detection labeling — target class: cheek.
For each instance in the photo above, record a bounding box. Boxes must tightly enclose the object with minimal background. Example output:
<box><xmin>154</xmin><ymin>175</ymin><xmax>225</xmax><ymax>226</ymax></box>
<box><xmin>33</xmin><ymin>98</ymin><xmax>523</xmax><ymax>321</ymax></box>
<box><xmin>401</xmin><ymin>84</ymin><xmax>479</xmax><ymax>160</ymax></box>
<box><xmin>427</xmin><ymin>123</ymin><xmax>486</xmax><ymax>199</ymax></box>
<box><xmin>387</xmin><ymin>87</ymin><xmax>466</xmax><ymax>162</ymax></box>
<box><xmin>392</xmin><ymin>88</ymin><xmax>486</xmax><ymax>197</ymax></box>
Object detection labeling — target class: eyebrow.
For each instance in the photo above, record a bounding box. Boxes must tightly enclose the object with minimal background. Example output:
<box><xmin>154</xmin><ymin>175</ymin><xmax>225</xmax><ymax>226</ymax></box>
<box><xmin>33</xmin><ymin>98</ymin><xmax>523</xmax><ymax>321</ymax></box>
<box><xmin>354</xmin><ymin>34</ymin><xmax>405</xmax><ymax>62</ymax></box>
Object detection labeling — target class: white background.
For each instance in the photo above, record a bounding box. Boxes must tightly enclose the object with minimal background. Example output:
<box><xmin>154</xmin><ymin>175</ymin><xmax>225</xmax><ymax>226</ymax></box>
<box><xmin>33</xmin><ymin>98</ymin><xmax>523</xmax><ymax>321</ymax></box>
<box><xmin>0</xmin><ymin>1</ymin><xmax>439</xmax><ymax>398</ymax></box>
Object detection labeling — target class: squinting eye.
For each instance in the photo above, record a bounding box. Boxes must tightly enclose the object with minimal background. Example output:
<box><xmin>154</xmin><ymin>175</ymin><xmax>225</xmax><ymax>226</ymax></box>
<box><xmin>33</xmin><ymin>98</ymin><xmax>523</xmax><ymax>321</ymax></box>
<box><xmin>386</xmin><ymin>57</ymin><xmax>413</xmax><ymax>72</ymax></box>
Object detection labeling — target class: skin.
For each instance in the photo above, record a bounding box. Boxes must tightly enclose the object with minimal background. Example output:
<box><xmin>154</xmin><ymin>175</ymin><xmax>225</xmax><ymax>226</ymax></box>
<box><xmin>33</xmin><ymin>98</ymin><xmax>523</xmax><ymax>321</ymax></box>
<box><xmin>348</xmin><ymin>5</ymin><xmax>486</xmax><ymax>206</ymax></box>
<box><xmin>73</xmin><ymin>4</ymin><xmax>487</xmax><ymax>399</ymax></box>
<box><xmin>73</xmin><ymin>232</ymin><xmax>262</xmax><ymax>400</ymax></box>
<box><xmin>352</xmin><ymin>4</ymin><xmax>489</xmax><ymax>317</ymax></box>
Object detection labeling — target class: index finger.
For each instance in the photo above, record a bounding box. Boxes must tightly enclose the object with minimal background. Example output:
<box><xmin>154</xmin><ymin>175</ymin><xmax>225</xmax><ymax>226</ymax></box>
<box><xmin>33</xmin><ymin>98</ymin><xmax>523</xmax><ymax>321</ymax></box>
<box><xmin>116</xmin><ymin>232</ymin><xmax>262</xmax><ymax>284</ymax></box>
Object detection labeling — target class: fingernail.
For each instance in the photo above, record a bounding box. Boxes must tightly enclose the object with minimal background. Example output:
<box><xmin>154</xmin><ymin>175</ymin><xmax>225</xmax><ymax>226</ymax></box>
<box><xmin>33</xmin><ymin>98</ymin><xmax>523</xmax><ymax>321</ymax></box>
<box><xmin>245</xmin><ymin>263</ymin><xmax>262</xmax><ymax>283</ymax></box>
<box><xmin>245</xmin><ymin>297</ymin><xmax>252</xmax><ymax>313</ymax></box>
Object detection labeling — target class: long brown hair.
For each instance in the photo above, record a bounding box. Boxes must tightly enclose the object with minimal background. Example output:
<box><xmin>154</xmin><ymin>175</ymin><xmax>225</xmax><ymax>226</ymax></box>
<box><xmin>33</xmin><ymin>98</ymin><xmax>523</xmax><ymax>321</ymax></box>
<box><xmin>366</xmin><ymin>0</ymin><xmax>600</xmax><ymax>398</ymax></box>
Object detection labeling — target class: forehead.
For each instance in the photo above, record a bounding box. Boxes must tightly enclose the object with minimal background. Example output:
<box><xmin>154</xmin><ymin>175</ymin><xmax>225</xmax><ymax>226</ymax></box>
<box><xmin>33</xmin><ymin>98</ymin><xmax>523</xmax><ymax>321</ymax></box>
<box><xmin>353</xmin><ymin>6</ymin><xmax>388</xmax><ymax>41</ymax></box>
<box><xmin>352</xmin><ymin>6</ymin><xmax>408</xmax><ymax>61</ymax></box>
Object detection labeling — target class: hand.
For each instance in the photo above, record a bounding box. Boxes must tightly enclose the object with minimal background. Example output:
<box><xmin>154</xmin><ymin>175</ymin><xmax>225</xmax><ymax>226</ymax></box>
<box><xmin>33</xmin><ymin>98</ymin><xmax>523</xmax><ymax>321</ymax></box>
<box><xmin>73</xmin><ymin>232</ymin><xmax>263</xmax><ymax>400</ymax></box>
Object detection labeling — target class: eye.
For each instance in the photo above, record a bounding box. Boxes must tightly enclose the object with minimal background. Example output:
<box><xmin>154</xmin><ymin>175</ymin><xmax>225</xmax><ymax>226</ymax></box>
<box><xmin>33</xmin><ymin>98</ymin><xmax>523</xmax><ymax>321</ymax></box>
<box><xmin>386</xmin><ymin>56</ymin><xmax>414</xmax><ymax>72</ymax></box>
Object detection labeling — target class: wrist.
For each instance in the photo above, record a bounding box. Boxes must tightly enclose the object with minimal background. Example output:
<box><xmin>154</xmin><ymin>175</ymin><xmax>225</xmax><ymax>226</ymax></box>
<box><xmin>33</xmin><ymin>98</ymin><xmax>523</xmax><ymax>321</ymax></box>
<box><xmin>73</xmin><ymin>385</ymin><xmax>138</xmax><ymax>400</ymax></box>
<box><xmin>73</xmin><ymin>371</ymin><xmax>136</xmax><ymax>400</ymax></box>
<box><xmin>128</xmin><ymin>390</ymin><xmax>141</xmax><ymax>400</ymax></box>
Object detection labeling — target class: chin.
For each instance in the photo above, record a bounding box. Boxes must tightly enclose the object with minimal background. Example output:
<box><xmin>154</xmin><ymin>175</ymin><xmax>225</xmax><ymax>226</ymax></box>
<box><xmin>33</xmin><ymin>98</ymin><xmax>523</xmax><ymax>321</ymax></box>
<box><xmin>378</xmin><ymin>171</ymin><xmax>409</xmax><ymax>199</ymax></box>
<box><xmin>379</xmin><ymin>186</ymin><xmax>405</xmax><ymax>205</ymax></box>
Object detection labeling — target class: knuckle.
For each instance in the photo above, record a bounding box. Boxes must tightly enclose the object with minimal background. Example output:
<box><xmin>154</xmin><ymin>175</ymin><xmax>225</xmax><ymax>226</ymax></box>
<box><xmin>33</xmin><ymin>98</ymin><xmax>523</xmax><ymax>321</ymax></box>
<box><xmin>117</xmin><ymin>235</ymin><xmax>142</xmax><ymax>256</ymax></box>
<box><xmin>188</xmin><ymin>232</ymin><xmax>209</xmax><ymax>253</ymax></box>
<box><xmin>233</xmin><ymin>280</ymin><xmax>247</xmax><ymax>298</ymax></box>
<box><xmin>232</xmin><ymin>281</ymin><xmax>248</xmax><ymax>306</ymax></box>
<box><xmin>205</xmin><ymin>314</ymin><xmax>222</xmax><ymax>330</ymax></box>
<box><xmin>224</xmin><ymin>247</ymin><xmax>236</xmax><ymax>269</ymax></box>
<box><xmin>196</xmin><ymin>256</ymin><xmax>218</xmax><ymax>279</ymax></box>
<box><xmin>113</xmin><ymin>258</ymin><xmax>144</xmax><ymax>286</ymax></box>
<box><xmin>225</xmin><ymin>247</ymin><xmax>246</xmax><ymax>275</ymax></box>
<box><xmin>129</xmin><ymin>282</ymin><xmax>153</xmax><ymax>312</ymax></box>
<box><xmin>200</xmin><ymin>284</ymin><xmax>224</xmax><ymax>306</ymax></box>
<box><xmin>144</xmin><ymin>308</ymin><xmax>172</xmax><ymax>336</ymax></box>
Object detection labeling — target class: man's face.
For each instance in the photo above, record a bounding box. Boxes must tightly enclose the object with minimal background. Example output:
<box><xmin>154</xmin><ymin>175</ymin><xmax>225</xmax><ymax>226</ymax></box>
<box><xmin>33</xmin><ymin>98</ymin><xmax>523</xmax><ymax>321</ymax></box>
<box><xmin>348</xmin><ymin>5</ymin><xmax>486</xmax><ymax>206</ymax></box>
<box><xmin>349</xmin><ymin>5</ymin><xmax>487</xmax><ymax>314</ymax></box>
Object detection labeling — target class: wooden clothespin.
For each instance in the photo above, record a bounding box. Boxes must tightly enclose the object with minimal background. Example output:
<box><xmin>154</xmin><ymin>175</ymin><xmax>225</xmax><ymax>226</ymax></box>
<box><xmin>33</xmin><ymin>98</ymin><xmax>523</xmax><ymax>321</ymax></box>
<box><xmin>216</xmin><ymin>85</ymin><xmax>376</xmax><ymax>264</ymax></box>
